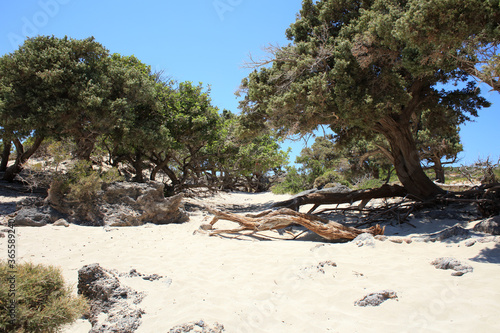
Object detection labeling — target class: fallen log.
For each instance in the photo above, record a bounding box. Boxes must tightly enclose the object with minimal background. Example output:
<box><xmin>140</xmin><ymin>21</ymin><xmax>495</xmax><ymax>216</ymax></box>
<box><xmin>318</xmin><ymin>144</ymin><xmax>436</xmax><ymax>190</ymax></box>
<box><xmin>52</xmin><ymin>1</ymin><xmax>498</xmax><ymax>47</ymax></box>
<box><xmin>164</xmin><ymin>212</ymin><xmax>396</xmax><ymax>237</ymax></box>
<box><xmin>271</xmin><ymin>184</ymin><xmax>409</xmax><ymax>212</ymax></box>
<box><xmin>205</xmin><ymin>208</ymin><xmax>385</xmax><ymax>241</ymax></box>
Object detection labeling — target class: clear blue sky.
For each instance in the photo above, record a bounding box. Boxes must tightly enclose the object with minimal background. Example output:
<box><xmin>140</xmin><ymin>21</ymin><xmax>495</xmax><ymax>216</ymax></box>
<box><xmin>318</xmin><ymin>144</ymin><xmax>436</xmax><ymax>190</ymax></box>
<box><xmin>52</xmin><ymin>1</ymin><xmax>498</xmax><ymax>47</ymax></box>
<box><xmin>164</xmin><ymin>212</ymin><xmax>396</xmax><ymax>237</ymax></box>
<box><xmin>1</xmin><ymin>0</ymin><xmax>498</xmax><ymax>166</ymax></box>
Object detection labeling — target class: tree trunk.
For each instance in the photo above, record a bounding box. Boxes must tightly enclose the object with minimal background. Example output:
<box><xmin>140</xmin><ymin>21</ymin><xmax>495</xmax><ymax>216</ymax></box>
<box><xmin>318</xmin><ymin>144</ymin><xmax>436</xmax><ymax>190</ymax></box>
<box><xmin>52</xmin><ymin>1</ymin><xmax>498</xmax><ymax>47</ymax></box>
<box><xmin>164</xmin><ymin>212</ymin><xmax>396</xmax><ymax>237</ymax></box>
<box><xmin>376</xmin><ymin>117</ymin><xmax>445</xmax><ymax>200</ymax></box>
<box><xmin>0</xmin><ymin>140</ymin><xmax>12</xmax><ymax>172</ymax></box>
<box><xmin>3</xmin><ymin>136</ymin><xmax>44</xmax><ymax>181</ymax></box>
<box><xmin>432</xmin><ymin>157</ymin><xmax>446</xmax><ymax>183</ymax></box>
<box><xmin>75</xmin><ymin>133</ymin><xmax>97</xmax><ymax>161</ymax></box>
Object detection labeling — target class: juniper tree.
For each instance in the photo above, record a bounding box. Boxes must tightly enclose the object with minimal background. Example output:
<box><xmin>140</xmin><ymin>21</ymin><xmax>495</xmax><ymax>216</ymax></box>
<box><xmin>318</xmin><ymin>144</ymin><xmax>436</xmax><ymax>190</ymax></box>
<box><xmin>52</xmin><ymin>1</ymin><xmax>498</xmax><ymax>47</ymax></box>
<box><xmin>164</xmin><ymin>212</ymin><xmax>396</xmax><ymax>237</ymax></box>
<box><xmin>239</xmin><ymin>0</ymin><xmax>490</xmax><ymax>199</ymax></box>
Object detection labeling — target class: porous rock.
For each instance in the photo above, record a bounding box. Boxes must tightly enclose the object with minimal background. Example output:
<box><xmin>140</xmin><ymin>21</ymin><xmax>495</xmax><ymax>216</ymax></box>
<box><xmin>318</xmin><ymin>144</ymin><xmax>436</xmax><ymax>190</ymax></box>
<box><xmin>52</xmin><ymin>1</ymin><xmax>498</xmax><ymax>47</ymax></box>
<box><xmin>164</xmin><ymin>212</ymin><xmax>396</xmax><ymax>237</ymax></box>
<box><xmin>49</xmin><ymin>181</ymin><xmax>189</xmax><ymax>226</ymax></box>
<box><xmin>354</xmin><ymin>290</ymin><xmax>398</xmax><ymax>307</ymax></box>
<box><xmin>431</xmin><ymin>257</ymin><xmax>473</xmax><ymax>276</ymax></box>
<box><xmin>431</xmin><ymin>224</ymin><xmax>470</xmax><ymax>241</ymax></box>
<box><xmin>78</xmin><ymin>263</ymin><xmax>145</xmax><ymax>333</ymax></box>
<box><xmin>473</xmin><ymin>216</ymin><xmax>500</xmax><ymax>235</ymax></box>
<box><xmin>353</xmin><ymin>233</ymin><xmax>376</xmax><ymax>247</ymax></box>
<box><xmin>169</xmin><ymin>320</ymin><xmax>225</xmax><ymax>333</ymax></box>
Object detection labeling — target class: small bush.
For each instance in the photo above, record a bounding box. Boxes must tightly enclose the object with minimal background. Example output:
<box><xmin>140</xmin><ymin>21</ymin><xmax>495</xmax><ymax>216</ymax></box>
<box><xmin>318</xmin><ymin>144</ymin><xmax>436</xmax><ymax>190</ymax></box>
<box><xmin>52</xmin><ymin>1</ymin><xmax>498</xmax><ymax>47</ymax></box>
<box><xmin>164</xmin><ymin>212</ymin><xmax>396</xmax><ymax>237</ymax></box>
<box><xmin>0</xmin><ymin>262</ymin><xmax>88</xmax><ymax>332</ymax></box>
<box><xmin>313</xmin><ymin>169</ymin><xmax>351</xmax><ymax>189</ymax></box>
<box><xmin>55</xmin><ymin>160</ymin><xmax>123</xmax><ymax>203</ymax></box>
<box><xmin>271</xmin><ymin>167</ymin><xmax>309</xmax><ymax>194</ymax></box>
<box><xmin>355</xmin><ymin>177</ymin><xmax>385</xmax><ymax>190</ymax></box>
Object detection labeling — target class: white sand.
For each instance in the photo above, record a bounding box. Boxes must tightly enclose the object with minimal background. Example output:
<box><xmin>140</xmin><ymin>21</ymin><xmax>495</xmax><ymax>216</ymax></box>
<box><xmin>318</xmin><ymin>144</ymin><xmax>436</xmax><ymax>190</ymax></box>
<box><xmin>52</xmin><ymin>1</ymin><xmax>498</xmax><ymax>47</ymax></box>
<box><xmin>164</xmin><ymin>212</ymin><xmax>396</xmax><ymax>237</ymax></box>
<box><xmin>1</xmin><ymin>190</ymin><xmax>500</xmax><ymax>332</ymax></box>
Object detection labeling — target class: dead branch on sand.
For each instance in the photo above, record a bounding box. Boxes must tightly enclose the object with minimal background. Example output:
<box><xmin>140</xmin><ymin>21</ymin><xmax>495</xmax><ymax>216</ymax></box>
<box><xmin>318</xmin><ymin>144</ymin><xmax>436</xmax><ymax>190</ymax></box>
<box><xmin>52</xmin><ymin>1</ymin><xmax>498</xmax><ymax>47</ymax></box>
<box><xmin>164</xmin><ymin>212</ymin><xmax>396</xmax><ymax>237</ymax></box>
<box><xmin>204</xmin><ymin>208</ymin><xmax>385</xmax><ymax>241</ymax></box>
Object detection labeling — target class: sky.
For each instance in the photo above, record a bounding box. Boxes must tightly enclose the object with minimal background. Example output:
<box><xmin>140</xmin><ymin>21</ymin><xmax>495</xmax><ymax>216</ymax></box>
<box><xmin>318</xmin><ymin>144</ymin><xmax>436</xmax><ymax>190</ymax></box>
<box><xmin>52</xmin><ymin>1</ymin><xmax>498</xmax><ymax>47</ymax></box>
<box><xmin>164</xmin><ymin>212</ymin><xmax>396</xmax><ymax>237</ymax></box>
<box><xmin>0</xmin><ymin>0</ymin><xmax>499</xmax><ymax>166</ymax></box>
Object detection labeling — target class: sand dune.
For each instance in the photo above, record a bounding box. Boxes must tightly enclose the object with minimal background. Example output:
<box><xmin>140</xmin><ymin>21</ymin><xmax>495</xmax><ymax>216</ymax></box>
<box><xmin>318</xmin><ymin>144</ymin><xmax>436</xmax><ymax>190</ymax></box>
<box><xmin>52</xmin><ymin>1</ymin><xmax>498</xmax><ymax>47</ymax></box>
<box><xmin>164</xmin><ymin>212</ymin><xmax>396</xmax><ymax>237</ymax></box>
<box><xmin>1</xmin><ymin>190</ymin><xmax>500</xmax><ymax>332</ymax></box>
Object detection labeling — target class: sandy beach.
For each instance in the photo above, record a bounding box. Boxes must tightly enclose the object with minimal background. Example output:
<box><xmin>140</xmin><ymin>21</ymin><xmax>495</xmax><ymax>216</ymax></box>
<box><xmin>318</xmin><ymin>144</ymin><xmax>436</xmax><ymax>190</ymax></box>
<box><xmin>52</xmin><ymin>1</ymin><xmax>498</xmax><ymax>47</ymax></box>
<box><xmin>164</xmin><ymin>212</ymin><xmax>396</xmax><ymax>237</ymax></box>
<box><xmin>1</xmin><ymin>189</ymin><xmax>500</xmax><ymax>332</ymax></box>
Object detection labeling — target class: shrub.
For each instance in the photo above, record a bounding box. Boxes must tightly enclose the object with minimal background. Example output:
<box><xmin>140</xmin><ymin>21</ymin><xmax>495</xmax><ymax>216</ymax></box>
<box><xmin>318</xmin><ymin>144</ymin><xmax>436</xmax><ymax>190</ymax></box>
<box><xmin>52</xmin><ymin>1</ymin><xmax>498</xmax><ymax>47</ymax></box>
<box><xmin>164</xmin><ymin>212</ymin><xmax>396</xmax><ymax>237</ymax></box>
<box><xmin>313</xmin><ymin>169</ymin><xmax>350</xmax><ymax>189</ymax></box>
<box><xmin>0</xmin><ymin>262</ymin><xmax>88</xmax><ymax>332</ymax></box>
<box><xmin>54</xmin><ymin>160</ymin><xmax>123</xmax><ymax>204</ymax></box>
<box><xmin>271</xmin><ymin>166</ymin><xmax>309</xmax><ymax>194</ymax></box>
<box><xmin>355</xmin><ymin>177</ymin><xmax>385</xmax><ymax>190</ymax></box>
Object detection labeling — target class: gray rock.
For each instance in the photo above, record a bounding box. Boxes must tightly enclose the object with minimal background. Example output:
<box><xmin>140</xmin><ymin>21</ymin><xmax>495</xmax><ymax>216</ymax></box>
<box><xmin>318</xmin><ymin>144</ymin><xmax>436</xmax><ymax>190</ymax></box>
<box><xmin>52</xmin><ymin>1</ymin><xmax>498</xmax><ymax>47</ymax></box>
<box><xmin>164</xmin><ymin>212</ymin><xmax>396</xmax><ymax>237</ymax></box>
<box><xmin>431</xmin><ymin>224</ymin><xmax>471</xmax><ymax>241</ymax></box>
<box><xmin>464</xmin><ymin>239</ymin><xmax>477</xmax><ymax>247</ymax></box>
<box><xmin>78</xmin><ymin>264</ymin><xmax>145</xmax><ymax>333</ymax></box>
<box><xmin>47</xmin><ymin>181</ymin><xmax>189</xmax><ymax>227</ymax></box>
<box><xmin>473</xmin><ymin>216</ymin><xmax>500</xmax><ymax>235</ymax></box>
<box><xmin>53</xmin><ymin>218</ymin><xmax>70</xmax><ymax>227</ymax></box>
<box><xmin>353</xmin><ymin>233</ymin><xmax>376</xmax><ymax>247</ymax></box>
<box><xmin>13</xmin><ymin>207</ymin><xmax>51</xmax><ymax>227</ymax></box>
<box><xmin>431</xmin><ymin>257</ymin><xmax>473</xmax><ymax>276</ymax></box>
<box><xmin>169</xmin><ymin>320</ymin><xmax>225</xmax><ymax>333</ymax></box>
<box><xmin>354</xmin><ymin>290</ymin><xmax>398</xmax><ymax>307</ymax></box>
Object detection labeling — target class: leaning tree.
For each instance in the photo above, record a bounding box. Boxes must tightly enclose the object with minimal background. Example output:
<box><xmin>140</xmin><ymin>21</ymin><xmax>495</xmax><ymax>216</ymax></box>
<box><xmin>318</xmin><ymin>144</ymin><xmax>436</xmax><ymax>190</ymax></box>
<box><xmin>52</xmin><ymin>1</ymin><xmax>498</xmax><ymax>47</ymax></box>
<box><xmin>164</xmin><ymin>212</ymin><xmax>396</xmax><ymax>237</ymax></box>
<box><xmin>239</xmin><ymin>0</ymin><xmax>490</xmax><ymax>200</ymax></box>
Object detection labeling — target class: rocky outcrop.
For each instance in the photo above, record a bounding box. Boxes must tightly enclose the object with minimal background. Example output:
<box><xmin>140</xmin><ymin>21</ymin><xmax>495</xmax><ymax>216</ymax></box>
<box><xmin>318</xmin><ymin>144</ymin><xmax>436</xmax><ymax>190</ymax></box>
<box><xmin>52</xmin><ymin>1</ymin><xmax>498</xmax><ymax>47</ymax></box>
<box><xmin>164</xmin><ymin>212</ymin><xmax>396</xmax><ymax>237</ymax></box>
<box><xmin>77</xmin><ymin>264</ymin><xmax>146</xmax><ymax>333</ymax></box>
<box><xmin>97</xmin><ymin>182</ymin><xmax>189</xmax><ymax>226</ymax></box>
<box><xmin>45</xmin><ymin>181</ymin><xmax>189</xmax><ymax>226</ymax></box>
<box><xmin>473</xmin><ymin>216</ymin><xmax>500</xmax><ymax>235</ymax></box>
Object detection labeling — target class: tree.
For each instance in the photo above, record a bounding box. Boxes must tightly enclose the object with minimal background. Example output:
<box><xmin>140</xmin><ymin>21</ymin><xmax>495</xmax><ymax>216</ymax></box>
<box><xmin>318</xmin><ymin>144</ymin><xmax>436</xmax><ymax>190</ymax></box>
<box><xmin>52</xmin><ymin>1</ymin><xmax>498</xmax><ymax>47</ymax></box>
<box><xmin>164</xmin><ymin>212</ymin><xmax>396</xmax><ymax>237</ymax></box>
<box><xmin>416</xmin><ymin>109</ymin><xmax>463</xmax><ymax>183</ymax></box>
<box><xmin>0</xmin><ymin>36</ymin><xmax>111</xmax><ymax>180</ymax></box>
<box><xmin>102</xmin><ymin>54</ymin><xmax>168</xmax><ymax>182</ymax></box>
<box><xmin>397</xmin><ymin>0</ymin><xmax>500</xmax><ymax>92</ymax></box>
<box><xmin>239</xmin><ymin>0</ymin><xmax>490</xmax><ymax>199</ymax></box>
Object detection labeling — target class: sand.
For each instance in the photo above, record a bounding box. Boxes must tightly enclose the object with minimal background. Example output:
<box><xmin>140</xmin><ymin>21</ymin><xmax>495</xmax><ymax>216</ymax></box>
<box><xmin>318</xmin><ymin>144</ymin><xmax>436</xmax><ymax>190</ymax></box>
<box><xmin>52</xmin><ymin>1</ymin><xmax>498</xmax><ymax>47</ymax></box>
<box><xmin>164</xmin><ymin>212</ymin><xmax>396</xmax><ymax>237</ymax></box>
<box><xmin>1</xmin><ymin>189</ymin><xmax>500</xmax><ymax>332</ymax></box>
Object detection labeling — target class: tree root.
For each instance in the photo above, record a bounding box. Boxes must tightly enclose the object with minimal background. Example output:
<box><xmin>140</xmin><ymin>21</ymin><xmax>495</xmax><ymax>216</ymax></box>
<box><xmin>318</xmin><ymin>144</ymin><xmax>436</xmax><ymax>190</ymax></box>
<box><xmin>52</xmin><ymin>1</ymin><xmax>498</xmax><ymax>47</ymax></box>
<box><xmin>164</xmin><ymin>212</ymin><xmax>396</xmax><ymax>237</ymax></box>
<box><xmin>204</xmin><ymin>208</ymin><xmax>385</xmax><ymax>241</ymax></box>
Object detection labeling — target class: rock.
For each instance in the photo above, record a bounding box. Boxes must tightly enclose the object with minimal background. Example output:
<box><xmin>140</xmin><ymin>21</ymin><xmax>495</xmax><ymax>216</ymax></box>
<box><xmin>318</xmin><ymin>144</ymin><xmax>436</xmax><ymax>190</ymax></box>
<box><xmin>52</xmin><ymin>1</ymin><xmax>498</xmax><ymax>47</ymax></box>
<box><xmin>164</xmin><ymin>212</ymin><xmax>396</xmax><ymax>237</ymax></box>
<box><xmin>354</xmin><ymin>290</ymin><xmax>398</xmax><ymax>307</ymax></box>
<box><xmin>428</xmin><ymin>224</ymin><xmax>471</xmax><ymax>241</ymax></box>
<box><xmin>77</xmin><ymin>264</ymin><xmax>145</xmax><ymax>333</ymax></box>
<box><xmin>353</xmin><ymin>233</ymin><xmax>376</xmax><ymax>247</ymax></box>
<box><xmin>13</xmin><ymin>207</ymin><xmax>51</xmax><ymax>227</ymax></box>
<box><xmin>473</xmin><ymin>216</ymin><xmax>500</xmax><ymax>235</ymax></box>
<box><xmin>53</xmin><ymin>218</ymin><xmax>70</xmax><ymax>227</ymax></box>
<box><xmin>390</xmin><ymin>238</ymin><xmax>404</xmax><ymax>244</ymax></box>
<box><xmin>374</xmin><ymin>235</ymin><xmax>388</xmax><ymax>242</ymax></box>
<box><xmin>431</xmin><ymin>257</ymin><xmax>473</xmax><ymax>276</ymax></box>
<box><xmin>47</xmin><ymin>181</ymin><xmax>190</xmax><ymax>227</ymax></box>
<box><xmin>169</xmin><ymin>320</ymin><xmax>225</xmax><ymax>333</ymax></box>
<box><xmin>0</xmin><ymin>232</ymin><xmax>5</xmax><ymax>238</ymax></box>
<box><xmin>464</xmin><ymin>239</ymin><xmax>477</xmax><ymax>247</ymax></box>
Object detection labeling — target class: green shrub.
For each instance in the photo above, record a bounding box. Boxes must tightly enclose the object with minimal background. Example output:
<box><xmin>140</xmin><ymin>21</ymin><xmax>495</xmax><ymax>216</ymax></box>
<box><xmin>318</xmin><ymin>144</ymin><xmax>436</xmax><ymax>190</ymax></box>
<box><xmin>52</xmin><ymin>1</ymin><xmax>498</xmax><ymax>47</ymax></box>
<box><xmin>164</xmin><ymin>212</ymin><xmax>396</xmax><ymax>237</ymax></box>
<box><xmin>271</xmin><ymin>167</ymin><xmax>309</xmax><ymax>194</ymax></box>
<box><xmin>355</xmin><ymin>177</ymin><xmax>385</xmax><ymax>190</ymax></box>
<box><xmin>0</xmin><ymin>262</ymin><xmax>88</xmax><ymax>332</ymax></box>
<box><xmin>55</xmin><ymin>160</ymin><xmax>123</xmax><ymax>203</ymax></box>
<box><xmin>313</xmin><ymin>169</ymin><xmax>351</xmax><ymax>188</ymax></box>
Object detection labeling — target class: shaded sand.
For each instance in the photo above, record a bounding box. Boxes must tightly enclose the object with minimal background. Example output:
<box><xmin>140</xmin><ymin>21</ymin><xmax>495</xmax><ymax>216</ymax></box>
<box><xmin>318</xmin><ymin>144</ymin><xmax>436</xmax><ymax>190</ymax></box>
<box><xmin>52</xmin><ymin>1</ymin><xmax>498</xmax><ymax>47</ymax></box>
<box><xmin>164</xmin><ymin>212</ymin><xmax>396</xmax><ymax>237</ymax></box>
<box><xmin>1</xmin><ymin>190</ymin><xmax>500</xmax><ymax>332</ymax></box>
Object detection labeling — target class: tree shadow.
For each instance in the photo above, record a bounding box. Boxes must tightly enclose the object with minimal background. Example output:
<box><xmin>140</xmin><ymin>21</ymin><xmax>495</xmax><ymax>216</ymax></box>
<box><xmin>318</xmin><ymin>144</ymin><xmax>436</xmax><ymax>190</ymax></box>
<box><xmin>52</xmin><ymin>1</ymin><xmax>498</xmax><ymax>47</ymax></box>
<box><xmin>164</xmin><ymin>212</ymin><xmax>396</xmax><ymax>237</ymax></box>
<box><xmin>470</xmin><ymin>243</ymin><xmax>500</xmax><ymax>264</ymax></box>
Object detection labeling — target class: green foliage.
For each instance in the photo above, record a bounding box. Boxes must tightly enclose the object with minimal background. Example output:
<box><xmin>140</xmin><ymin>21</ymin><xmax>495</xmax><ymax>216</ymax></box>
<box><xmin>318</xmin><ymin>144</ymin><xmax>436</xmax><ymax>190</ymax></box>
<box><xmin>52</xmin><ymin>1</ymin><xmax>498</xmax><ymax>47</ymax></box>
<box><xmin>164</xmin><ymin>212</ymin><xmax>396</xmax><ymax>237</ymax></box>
<box><xmin>355</xmin><ymin>177</ymin><xmax>385</xmax><ymax>190</ymax></box>
<box><xmin>313</xmin><ymin>169</ymin><xmax>350</xmax><ymax>189</ymax></box>
<box><xmin>239</xmin><ymin>0</ymin><xmax>491</xmax><ymax>198</ymax></box>
<box><xmin>271</xmin><ymin>166</ymin><xmax>309</xmax><ymax>194</ymax></box>
<box><xmin>397</xmin><ymin>0</ymin><xmax>500</xmax><ymax>91</ymax></box>
<box><xmin>0</xmin><ymin>262</ymin><xmax>88</xmax><ymax>333</ymax></box>
<box><xmin>53</xmin><ymin>161</ymin><xmax>123</xmax><ymax>203</ymax></box>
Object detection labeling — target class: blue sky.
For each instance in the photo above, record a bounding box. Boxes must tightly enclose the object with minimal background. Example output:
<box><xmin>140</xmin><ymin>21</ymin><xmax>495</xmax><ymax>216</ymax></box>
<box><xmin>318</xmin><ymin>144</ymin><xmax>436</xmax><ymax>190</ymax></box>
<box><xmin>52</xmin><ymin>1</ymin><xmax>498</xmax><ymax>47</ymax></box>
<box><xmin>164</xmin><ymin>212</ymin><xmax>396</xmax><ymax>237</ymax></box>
<box><xmin>1</xmin><ymin>0</ymin><xmax>498</xmax><ymax>166</ymax></box>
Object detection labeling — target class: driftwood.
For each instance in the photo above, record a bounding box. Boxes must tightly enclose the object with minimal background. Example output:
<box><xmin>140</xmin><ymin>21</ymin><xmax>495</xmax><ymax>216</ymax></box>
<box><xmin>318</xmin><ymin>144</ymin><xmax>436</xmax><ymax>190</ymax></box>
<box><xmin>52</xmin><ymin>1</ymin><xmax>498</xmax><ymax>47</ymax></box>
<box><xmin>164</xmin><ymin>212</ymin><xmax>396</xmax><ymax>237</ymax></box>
<box><xmin>205</xmin><ymin>208</ymin><xmax>385</xmax><ymax>241</ymax></box>
<box><xmin>272</xmin><ymin>184</ymin><xmax>408</xmax><ymax>212</ymax></box>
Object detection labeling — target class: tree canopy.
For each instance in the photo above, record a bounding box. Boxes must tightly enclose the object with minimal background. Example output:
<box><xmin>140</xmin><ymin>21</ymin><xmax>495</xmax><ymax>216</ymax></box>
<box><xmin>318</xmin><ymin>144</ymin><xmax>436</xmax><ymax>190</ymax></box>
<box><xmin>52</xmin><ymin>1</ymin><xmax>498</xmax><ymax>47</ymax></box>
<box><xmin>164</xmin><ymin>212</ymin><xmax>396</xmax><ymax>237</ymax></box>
<box><xmin>239</xmin><ymin>0</ymin><xmax>492</xmax><ymax>199</ymax></box>
<box><xmin>0</xmin><ymin>36</ymin><xmax>288</xmax><ymax>193</ymax></box>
